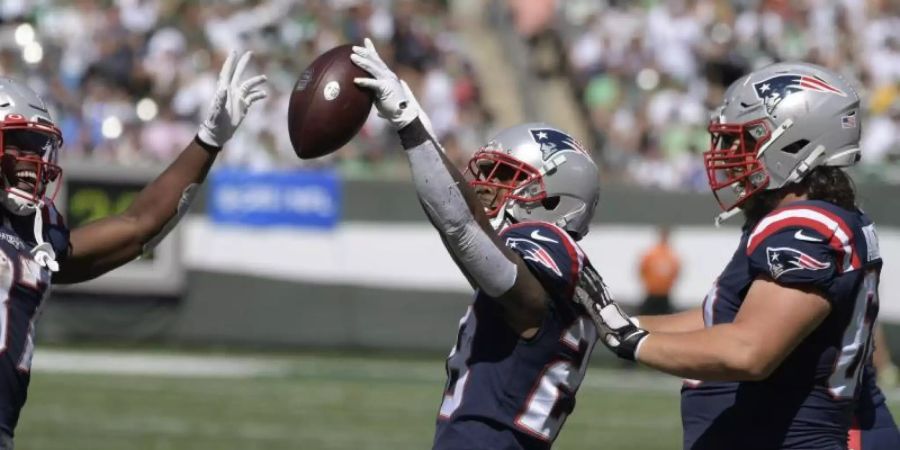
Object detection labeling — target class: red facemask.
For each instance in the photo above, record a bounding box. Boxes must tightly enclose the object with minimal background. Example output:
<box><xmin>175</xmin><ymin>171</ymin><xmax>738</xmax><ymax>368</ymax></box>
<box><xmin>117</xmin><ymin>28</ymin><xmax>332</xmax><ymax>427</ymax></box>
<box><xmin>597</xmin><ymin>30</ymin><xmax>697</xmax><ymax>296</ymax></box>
<box><xmin>704</xmin><ymin>118</ymin><xmax>772</xmax><ymax>212</ymax></box>
<box><xmin>466</xmin><ymin>150</ymin><xmax>546</xmax><ymax>218</ymax></box>
<box><xmin>0</xmin><ymin>114</ymin><xmax>63</xmax><ymax>205</ymax></box>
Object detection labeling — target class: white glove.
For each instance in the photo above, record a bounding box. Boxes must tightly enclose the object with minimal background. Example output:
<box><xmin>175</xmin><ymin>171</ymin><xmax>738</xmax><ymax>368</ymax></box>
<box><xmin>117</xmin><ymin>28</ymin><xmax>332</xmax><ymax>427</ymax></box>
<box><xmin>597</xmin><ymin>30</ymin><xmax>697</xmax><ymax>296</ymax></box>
<box><xmin>197</xmin><ymin>50</ymin><xmax>268</xmax><ymax>149</ymax></box>
<box><xmin>351</xmin><ymin>38</ymin><xmax>433</xmax><ymax>133</ymax></box>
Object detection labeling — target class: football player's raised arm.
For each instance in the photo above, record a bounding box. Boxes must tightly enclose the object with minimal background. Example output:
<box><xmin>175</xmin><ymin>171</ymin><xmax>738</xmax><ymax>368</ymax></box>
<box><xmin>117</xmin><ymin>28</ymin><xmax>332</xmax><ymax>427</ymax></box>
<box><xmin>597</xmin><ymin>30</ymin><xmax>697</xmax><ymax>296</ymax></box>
<box><xmin>54</xmin><ymin>51</ymin><xmax>266</xmax><ymax>284</ymax></box>
<box><xmin>55</xmin><ymin>140</ymin><xmax>214</xmax><ymax>284</ymax></box>
<box><xmin>398</xmin><ymin>118</ymin><xmax>548</xmax><ymax>332</ymax></box>
<box><xmin>351</xmin><ymin>38</ymin><xmax>548</xmax><ymax>334</ymax></box>
<box><xmin>635</xmin><ymin>278</ymin><xmax>830</xmax><ymax>381</ymax></box>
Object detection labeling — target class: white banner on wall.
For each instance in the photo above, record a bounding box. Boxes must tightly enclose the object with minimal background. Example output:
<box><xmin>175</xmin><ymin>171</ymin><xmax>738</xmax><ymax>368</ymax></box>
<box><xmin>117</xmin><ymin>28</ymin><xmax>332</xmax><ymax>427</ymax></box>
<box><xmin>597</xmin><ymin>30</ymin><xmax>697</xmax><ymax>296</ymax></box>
<box><xmin>184</xmin><ymin>219</ymin><xmax>900</xmax><ymax>322</ymax></box>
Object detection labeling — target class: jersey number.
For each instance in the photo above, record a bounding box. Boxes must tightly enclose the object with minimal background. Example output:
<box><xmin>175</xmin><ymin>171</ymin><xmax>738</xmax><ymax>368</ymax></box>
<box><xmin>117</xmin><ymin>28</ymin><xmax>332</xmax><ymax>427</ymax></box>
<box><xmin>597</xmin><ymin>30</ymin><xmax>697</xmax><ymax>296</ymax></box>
<box><xmin>438</xmin><ymin>311</ymin><xmax>597</xmax><ymax>443</ymax></box>
<box><xmin>439</xmin><ymin>307</ymin><xmax>475</xmax><ymax>418</ymax></box>
<box><xmin>828</xmin><ymin>269</ymin><xmax>879</xmax><ymax>398</ymax></box>
<box><xmin>0</xmin><ymin>248</ymin><xmax>47</xmax><ymax>372</ymax></box>
<box><xmin>514</xmin><ymin>317</ymin><xmax>597</xmax><ymax>441</ymax></box>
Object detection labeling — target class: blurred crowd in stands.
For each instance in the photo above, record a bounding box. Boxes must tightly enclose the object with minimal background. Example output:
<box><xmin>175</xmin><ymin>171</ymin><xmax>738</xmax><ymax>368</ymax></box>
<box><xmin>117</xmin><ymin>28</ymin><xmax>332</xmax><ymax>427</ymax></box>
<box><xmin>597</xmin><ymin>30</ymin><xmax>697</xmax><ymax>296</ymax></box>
<box><xmin>0</xmin><ymin>0</ymin><xmax>897</xmax><ymax>189</ymax></box>
<box><xmin>512</xmin><ymin>0</ymin><xmax>900</xmax><ymax>189</ymax></box>
<box><xmin>0</xmin><ymin>0</ymin><xmax>492</xmax><ymax>178</ymax></box>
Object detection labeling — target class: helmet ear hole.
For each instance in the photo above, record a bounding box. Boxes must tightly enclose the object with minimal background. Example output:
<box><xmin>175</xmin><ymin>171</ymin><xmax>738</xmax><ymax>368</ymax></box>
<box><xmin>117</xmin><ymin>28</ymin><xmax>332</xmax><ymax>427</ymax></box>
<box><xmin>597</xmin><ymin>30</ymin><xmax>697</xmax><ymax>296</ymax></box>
<box><xmin>781</xmin><ymin>139</ymin><xmax>809</xmax><ymax>155</ymax></box>
<box><xmin>541</xmin><ymin>196</ymin><xmax>561</xmax><ymax>210</ymax></box>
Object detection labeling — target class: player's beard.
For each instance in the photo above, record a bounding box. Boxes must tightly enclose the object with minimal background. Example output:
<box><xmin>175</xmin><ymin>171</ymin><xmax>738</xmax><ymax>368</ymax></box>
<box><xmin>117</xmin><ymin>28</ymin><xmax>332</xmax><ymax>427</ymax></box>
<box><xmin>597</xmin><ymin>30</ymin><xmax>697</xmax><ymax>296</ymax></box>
<box><xmin>741</xmin><ymin>189</ymin><xmax>782</xmax><ymax>229</ymax></box>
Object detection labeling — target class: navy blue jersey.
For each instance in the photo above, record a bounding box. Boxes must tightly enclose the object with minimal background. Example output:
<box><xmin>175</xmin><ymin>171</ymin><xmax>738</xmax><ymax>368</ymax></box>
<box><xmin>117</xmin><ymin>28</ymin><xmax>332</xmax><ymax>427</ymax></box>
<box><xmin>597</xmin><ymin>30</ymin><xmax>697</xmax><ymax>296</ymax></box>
<box><xmin>682</xmin><ymin>200</ymin><xmax>883</xmax><ymax>450</ymax></box>
<box><xmin>433</xmin><ymin>222</ymin><xmax>598</xmax><ymax>450</ymax></box>
<box><xmin>851</xmin><ymin>364</ymin><xmax>900</xmax><ymax>450</ymax></box>
<box><xmin>0</xmin><ymin>202</ymin><xmax>68</xmax><ymax>436</ymax></box>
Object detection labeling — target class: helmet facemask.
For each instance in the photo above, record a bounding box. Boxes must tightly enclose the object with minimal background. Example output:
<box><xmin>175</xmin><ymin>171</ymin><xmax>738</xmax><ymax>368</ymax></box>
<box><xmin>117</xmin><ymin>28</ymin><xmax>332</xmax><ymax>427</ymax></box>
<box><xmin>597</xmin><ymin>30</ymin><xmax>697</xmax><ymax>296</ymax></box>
<box><xmin>466</xmin><ymin>150</ymin><xmax>547</xmax><ymax>224</ymax></box>
<box><xmin>0</xmin><ymin>119</ymin><xmax>63</xmax><ymax>216</ymax></box>
<box><xmin>704</xmin><ymin>119</ymin><xmax>772</xmax><ymax>212</ymax></box>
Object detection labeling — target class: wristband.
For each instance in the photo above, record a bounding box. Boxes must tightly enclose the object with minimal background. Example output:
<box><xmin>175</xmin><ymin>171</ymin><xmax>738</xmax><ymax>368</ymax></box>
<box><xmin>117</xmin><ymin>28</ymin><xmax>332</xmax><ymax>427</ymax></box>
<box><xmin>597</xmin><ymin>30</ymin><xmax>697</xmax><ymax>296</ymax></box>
<box><xmin>398</xmin><ymin>118</ymin><xmax>430</xmax><ymax>149</ymax></box>
<box><xmin>194</xmin><ymin>134</ymin><xmax>221</xmax><ymax>153</ymax></box>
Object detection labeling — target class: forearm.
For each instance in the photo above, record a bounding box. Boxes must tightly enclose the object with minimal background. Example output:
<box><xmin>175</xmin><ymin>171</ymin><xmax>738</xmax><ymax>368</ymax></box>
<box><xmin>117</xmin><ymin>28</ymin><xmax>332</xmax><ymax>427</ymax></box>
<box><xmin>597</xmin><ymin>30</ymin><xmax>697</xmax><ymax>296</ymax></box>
<box><xmin>637</xmin><ymin>307</ymin><xmax>704</xmax><ymax>333</ymax></box>
<box><xmin>56</xmin><ymin>50</ymin><xmax>265</xmax><ymax>284</ymax></box>
<box><xmin>56</xmin><ymin>139</ymin><xmax>216</xmax><ymax>284</ymax></box>
<box><xmin>637</xmin><ymin>325</ymin><xmax>762</xmax><ymax>381</ymax></box>
<box><xmin>125</xmin><ymin>138</ymin><xmax>214</xmax><ymax>243</ymax></box>
<box><xmin>398</xmin><ymin>119</ymin><xmax>516</xmax><ymax>297</ymax></box>
<box><xmin>400</xmin><ymin>120</ymin><xmax>494</xmax><ymax>233</ymax></box>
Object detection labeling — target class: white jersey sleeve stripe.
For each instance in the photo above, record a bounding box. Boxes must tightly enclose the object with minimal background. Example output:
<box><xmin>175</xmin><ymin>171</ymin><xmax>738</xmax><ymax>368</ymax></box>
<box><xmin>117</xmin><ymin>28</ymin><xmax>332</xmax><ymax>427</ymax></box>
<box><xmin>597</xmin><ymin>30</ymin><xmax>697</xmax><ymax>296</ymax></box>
<box><xmin>748</xmin><ymin>207</ymin><xmax>855</xmax><ymax>272</ymax></box>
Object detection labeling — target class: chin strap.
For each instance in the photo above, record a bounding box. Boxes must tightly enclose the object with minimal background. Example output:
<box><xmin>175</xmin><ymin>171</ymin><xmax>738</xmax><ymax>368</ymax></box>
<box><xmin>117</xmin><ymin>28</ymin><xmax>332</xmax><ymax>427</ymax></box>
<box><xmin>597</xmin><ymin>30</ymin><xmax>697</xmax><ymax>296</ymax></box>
<box><xmin>714</xmin><ymin>207</ymin><xmax>742</xmax><ymax>227</ymax></box>
<box><xmin>488</xmin><ymin>212</ymin><xmax>508</xmax><ymax>231</ymax></box>
<box><xmin>0</xmin><ymin>186</ymin><xmax>60</xmax><ymax>271</ymax></box>
<box><xmin>30</xmin><ymin>201</ymin><xmax>58</xmax><ymax>272</ymax></box>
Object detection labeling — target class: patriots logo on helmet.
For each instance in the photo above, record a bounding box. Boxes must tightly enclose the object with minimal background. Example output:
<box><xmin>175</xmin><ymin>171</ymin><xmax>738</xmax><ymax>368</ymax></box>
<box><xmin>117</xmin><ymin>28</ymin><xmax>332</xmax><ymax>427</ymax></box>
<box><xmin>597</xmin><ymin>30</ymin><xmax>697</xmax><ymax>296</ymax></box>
<box><xmin>506</xmin><ymin>237</ymin><xmax>562</xmax><ymax>277</ymax></box>
<box><xmin>529</xmin><ymin>128</ymin><xmax>586</xmax><ymax>161</ymax></box>
<box><xmin>753</xmin><ymin>74</ymin><xmax>847</xmax><ymax>115</ymax></box>
<box><xmin>766</xmin><ymin>246</ymin><xmax>831</xmax><ymax>279</ymax></box>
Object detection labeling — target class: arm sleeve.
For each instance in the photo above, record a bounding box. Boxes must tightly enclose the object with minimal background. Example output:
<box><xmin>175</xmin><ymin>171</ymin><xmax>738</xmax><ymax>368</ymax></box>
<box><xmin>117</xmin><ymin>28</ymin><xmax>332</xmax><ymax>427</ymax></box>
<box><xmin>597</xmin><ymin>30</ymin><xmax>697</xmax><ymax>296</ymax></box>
<box><xmin>499</xmin><ymin>222</ymin><xmax>584</xmax><ymax>302</ymax></box>
<box><xmin>398</xmin><ymin>119</ymin><xmax>517</xmax><ymax>297</ymax></box>
<box><xmin>746</xmin><ymin>225</ymin><xmax>838</xmax><ymax>292</ymax></box>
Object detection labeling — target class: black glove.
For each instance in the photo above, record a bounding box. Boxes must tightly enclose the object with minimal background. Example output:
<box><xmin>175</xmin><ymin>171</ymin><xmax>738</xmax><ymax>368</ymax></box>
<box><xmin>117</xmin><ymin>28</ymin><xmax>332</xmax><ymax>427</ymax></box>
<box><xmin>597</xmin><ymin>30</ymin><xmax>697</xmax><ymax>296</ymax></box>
<box><xmin>573</xmin><ymin>264</ymin><xmax>649</xmax><ymax>361</ymax></box>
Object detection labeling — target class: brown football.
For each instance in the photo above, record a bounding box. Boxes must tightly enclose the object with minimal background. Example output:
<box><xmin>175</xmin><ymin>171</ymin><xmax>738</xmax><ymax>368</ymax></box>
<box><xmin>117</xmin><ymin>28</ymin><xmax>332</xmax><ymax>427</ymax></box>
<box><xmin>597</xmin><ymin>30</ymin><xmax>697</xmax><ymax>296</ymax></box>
<box><xmin>287</xmin><ymin>44</ymin><xmax>374</xmax><ymax>159</ymax></box>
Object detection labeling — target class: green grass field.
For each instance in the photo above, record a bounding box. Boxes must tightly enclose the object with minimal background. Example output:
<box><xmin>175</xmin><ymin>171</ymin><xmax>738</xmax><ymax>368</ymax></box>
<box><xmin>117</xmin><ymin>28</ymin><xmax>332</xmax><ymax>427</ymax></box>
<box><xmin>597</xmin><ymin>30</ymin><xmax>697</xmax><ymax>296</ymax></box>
<box><xmin>13</xmin><ymin>349</ymin><xmax>900</xmax><ymax>450</ymax></box>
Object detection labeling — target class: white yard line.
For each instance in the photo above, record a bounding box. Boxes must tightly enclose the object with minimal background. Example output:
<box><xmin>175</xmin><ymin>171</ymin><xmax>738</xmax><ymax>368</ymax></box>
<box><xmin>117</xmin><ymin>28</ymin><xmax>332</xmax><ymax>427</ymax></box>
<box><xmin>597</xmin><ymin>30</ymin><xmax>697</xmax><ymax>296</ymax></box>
<box><xmin>32</xmin><ymin>349</ymin><xmax>291</xmax><ymax>378</ymax></box>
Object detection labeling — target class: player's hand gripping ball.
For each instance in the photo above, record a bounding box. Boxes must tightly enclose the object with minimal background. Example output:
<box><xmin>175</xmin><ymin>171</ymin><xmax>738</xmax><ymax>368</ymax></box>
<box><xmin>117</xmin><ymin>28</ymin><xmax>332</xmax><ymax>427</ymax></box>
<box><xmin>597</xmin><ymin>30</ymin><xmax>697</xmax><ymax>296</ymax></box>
<box><xmin>287</xmin><ymin>44</ymin><xmax>374</xmax><ymax>159</ymax></box>
<box><xmin>349</xmin><ymin>38</ymin><xmax>437</xmax><ymax>137</ymax></box>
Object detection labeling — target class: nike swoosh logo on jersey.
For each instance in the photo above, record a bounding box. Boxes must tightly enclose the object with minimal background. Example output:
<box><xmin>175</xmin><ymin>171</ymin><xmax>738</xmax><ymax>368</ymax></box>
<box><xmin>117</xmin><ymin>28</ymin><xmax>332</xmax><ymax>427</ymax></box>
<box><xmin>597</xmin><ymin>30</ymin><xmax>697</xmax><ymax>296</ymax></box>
<box><xmin>530</xmin><ymin>230</ymin><xmax>558</xmax><ymax>243</ymax></box>
<box><xmin>794</xmin><ymin>229</ymin><xmax>824</xmax><ymax>242</ymax></box>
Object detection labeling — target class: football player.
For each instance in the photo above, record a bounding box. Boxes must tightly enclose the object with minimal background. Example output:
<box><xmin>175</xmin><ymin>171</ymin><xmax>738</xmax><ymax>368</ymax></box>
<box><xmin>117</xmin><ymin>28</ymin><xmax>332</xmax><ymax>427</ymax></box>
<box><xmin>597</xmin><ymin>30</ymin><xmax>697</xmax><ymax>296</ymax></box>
<box><xmin>0</xmin><ymin>51</ymin><xmax>265</xmax><ymax>448</ymax></box>
<box><xmin>351</xmin><ymin>38</ymin><xmax>608</xmax><ymax>450</ymax></box>
<box><xmin>583</xmin><ymin>62</ymin><xmax>900</xmax><ymax>449</ymax></box>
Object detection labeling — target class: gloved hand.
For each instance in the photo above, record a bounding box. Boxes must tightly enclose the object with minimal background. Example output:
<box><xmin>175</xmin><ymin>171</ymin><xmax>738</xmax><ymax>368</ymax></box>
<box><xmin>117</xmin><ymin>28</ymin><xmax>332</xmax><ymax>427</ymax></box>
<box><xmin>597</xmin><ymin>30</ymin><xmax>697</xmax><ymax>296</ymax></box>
<box><xmin>197</xmin><ymin>50</ymin><xmax>268</xmax><ymax>150</ymax></box>
<box><xmin>351</xmin><ymin>38</ymin><xmax>434</xmax><ymax>134</ymax></box>
<box><xmin>593</xmin><ymin>300</ymin><xmax>649</xmax><ymax>361</ymax></box>
<box><xmin>574</xmin><ymin>265</ymin><xmax>649</xmax><ymax>361</ymax></box>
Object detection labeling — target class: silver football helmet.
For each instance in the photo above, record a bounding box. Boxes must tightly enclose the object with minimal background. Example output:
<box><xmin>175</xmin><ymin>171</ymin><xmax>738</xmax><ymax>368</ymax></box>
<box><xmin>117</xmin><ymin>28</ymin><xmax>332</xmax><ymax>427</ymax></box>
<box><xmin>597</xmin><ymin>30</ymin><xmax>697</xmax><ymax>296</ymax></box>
<box><xmin>0</xmin><ymin>77</ymin><xmax>63</xmax><ymax>216</ymax></box>
<box><xmin>467</xmin><ymin>122</ymin><xmax>600</xmax><ymax>239</ymax></box>
<box><xmin>705</xmin><ymin>62</ymin><xmax>861</xmax><ymax>216</ymax></box>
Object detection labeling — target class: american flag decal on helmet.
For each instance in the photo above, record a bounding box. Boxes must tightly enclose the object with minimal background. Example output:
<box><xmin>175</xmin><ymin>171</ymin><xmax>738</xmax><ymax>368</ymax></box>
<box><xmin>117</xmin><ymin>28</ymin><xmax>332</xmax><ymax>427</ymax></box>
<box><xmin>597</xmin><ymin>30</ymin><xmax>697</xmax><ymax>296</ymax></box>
<box><xmin>766</xmin><ymin>246</ymin><xmax>831</xmax><ymax>279</ymax></box>
<box><xmin>753</xmin><ymin>74</ymin><xmax>847</xmax><ymax>114</ymax></box>
<box><xmin>841</xmin><ymin>112</ymin><xmax>857</xmax><ymax>128</ymax></box>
